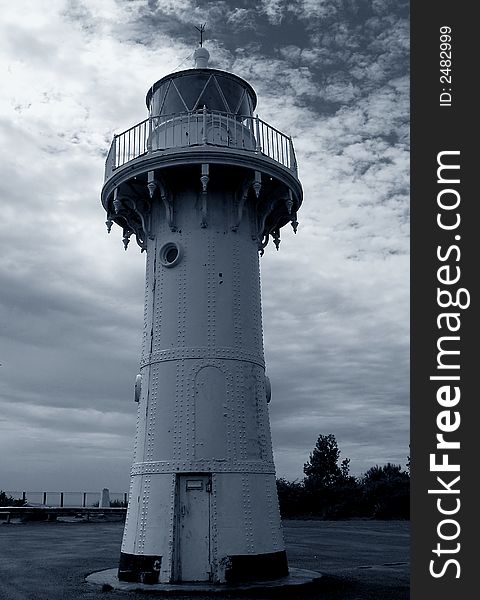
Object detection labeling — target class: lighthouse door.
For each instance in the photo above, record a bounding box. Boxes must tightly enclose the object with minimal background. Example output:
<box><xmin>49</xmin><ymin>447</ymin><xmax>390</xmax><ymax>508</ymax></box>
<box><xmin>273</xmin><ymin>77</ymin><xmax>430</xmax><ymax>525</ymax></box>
<box><xmin>176</xmin><ymin>474</ymin><xmax>211</xmax><ymax>581</ymax></box>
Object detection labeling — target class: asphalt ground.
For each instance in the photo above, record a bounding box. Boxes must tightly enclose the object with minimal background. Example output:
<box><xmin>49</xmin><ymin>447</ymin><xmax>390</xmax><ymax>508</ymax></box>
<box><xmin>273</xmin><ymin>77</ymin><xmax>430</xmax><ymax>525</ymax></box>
<box><xmin>0</xmin><ymin>518</ymin><xmax>409</xmax><ymax>600</ymax></box>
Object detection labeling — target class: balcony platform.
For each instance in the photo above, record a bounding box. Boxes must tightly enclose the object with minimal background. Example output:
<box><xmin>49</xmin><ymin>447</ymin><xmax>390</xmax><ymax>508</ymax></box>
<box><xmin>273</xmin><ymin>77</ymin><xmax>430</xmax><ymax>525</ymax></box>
<box><xmin>101</xmin><ymin>143</ymin><xmax>302</xmax><ymax>212</ymax></box>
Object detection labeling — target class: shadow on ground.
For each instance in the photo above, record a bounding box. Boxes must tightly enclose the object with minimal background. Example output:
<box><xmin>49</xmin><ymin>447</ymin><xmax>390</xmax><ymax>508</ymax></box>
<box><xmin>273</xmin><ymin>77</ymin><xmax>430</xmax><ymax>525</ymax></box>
<box><xmin>0</xmin><ymin>519</ymin><xmax>409</xmax><ymax>600</ymax></box>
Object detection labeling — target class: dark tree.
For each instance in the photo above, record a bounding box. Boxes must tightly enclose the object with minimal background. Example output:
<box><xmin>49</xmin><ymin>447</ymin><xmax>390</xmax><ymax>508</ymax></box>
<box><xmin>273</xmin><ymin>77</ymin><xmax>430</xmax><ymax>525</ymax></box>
<box><xmin>303</xmin><ymin>434</ymin><xmax>360</xmax><ymax>518</ymax></box>
<box><xmin>303</xmin><ymin>433</ymin><xmax>349</xmax><ymax>489</ymax></box>
<box><xmin>274</xmin><ymin>437</ymin><xmax>411</xmax><ymax>520</ymax></box>
<box><xmin>361</xmin><ymin>463</ymin><xmax>410</xmax><ymax>519</ymax></box>
<box><xmin>340</xmin><ymin>457</ymin><xmax>351</xmax><ymax>479</ymax></box>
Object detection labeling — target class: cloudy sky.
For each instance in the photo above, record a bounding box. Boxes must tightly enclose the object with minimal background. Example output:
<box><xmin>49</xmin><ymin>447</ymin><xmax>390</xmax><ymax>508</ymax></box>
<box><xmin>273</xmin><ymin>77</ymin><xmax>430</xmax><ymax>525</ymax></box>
<box><xmin>0</xmin><ymin>0</ymin><xmax>409</xmax><ymax>495</ymax></box>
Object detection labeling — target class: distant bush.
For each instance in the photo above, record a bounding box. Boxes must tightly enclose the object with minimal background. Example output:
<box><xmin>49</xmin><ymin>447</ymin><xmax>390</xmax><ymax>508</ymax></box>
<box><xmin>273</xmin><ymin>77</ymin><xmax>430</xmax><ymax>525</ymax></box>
<box><xmin>110</xmin><ymin>499</ymin><xmax>127</xmax><ymax>508</ymax></box>
<box><xmin>361</xmin><ymin>463</ymin><xmax>410</xmax><ymax>519</ymax></box>
<box><xmin>91</xmin><ymin>499</ymin><xmax>126</xmax><ymax>508</ymax></box>
<box><xmin>276</xmin><ymin>434</ymin><xmax>410</xmax><ymax>520</ymax></box>
<box><xmin>0</xmin><ymin>491</ymin><xmax>26</xmax><ymax>507</ymax></box>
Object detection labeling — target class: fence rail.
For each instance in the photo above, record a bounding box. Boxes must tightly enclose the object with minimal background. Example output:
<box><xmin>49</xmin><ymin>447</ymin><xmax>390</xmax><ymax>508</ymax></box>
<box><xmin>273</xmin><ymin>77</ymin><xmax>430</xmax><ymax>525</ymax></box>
<box><xmin>5</xmin><ymin>490</ymin><xmax>127</xmax><ymax>508</ymax></box>
<box><xmin>105</xmin><ymin>109</ymin><xmax>298</xmax><ymax>180</ymax></box>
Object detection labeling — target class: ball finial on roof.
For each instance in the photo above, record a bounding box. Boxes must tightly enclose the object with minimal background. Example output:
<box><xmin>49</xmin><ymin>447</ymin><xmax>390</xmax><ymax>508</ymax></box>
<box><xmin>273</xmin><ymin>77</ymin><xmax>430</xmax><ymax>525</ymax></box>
<box><xmin>194</xmin><ymin>46</ymin><xmax>210</xmax><ymax>68</ymax></box>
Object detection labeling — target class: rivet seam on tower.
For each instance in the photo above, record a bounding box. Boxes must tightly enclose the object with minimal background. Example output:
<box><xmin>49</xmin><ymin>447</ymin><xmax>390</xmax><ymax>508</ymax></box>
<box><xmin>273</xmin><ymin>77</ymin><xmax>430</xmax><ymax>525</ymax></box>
<box><xmin>242</xmin><ymin>474</ymin><xmax>255</xmax><ymax>552</ymax></box>
<box><xmin>140</xmin><ymin>347</ymin><xmax>265</xmax><ymax>368</ymax></box>
<box><xmin>232</xmin><ymin>239</ymin><xmax>242</xmax><ymax>350</ymax></box>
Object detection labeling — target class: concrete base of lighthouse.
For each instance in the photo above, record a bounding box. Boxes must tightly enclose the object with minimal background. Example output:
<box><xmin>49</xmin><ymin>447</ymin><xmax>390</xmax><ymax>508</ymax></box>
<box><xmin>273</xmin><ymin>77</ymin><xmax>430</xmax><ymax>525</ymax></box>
<box><xmin>118</xmin><ymin>469</ymin><xmax>288</xmax><ymax>584</ymax></box>
<box><xmin>118</xmin><ymin>549</ymin><xmax>288</xmax><ymax>585</ymax></box>
<box><xmin>86</xmin><ymin>567</ymin><xmax>323</xmax><ymax>594</ymax></box>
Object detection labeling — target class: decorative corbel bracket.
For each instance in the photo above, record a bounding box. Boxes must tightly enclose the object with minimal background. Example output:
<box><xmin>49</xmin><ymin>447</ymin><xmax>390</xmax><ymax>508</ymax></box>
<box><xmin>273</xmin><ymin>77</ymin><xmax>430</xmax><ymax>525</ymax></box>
<box><xmin>147</xmin><ymin>170</ymin><xmax>157</xmax><ymax>199</ymax></box>
<box><xmin>272</xmin><ymin>228</ymin><xmax>281</xmax><ymax>251</ymax></box>
<box><xmin>252</xmin><ymin>170</ymin><xmax>262</xmax><ymax>199</ymax></box>
<box><xmin>231</xmin><ymin>177</ymin><xmax>252</xmax><ymax>232</ymax></box>
<box><xmin>291</xmin><ymin>212</ymin><xmax>299</xmax><ymax>234</ymax></box>
<box><xmin>109</xmin><ymin>188</ymin><xmax>148</xmax><ymax>251</ymax></box>
<box><xmin>105</xmin><ymin>215</ymin><xmax>113</xmax><ymax>234</ymax></box>
<box><xmin>122</xmin><ymin>227</ymin><xmax>133</xmax><ymax>250</ymax></box>
<box><xmin>156</xmin><ymin>176</ymin><xmax>176</xmax><ymax>232</ymax></box>
<box><xmin>254</xmin><ymin>196</ymin><xmax>276</xmax><ymax>245</ymax></box>
<box><xmin>131</xmin><ymin>198</ymin><xmax>150</xmax><ymax>250</ymax></box>
<box><xmin>112</xmin><ymin>188</ymin><xmax>122</xmax><ymax>214</ymax></box>
<box><xmin>121</xmin><ymin>206</ymin><xmax>146</xmax><ymax>251</ymax></box>
<box><xmin>258</xmin><ymin>234</ymin><xmax>270</xmax><ymax>256</ymax></box>
<box><xmin>285</xmin><ymin>189</ymin><xmax>294</xmax><ymax>215</ymax></box>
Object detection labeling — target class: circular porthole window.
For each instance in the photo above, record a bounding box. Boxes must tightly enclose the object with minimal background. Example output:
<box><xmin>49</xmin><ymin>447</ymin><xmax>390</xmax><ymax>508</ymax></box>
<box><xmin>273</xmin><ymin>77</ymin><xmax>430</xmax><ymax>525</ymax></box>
<box><xmin>159</xmin><ymin>241</ymin><xmax>182</xmax><ymax>267</ymax></box>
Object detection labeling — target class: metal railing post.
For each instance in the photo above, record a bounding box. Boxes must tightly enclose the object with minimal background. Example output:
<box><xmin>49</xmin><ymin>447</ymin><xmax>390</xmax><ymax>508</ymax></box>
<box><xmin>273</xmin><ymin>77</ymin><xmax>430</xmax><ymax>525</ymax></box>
<box><xmin>22</xmin><ymin>491</ymin><xmax>26</xmax><ymax>503</ymax></box>
<box><xmin>105</xmin><ymin>136</ymin><xmax>115</xmax><ymax>180</ymax></box>
<box><xmin>133</xmin><ymin>125</ymin><xmax>136</xmax><ymax>161</ymax></box>
<box><xmin>289</xmin><ymin>136</ymin><xmax>297</xmax><ymax>172</ymax></box>
<box><xmin>147</xmin><ymin>116</ymin><xmax>153</xmax><ymax>153</ymax></box>
<box><xmin>115</xmin><ymin>134</ymin><xmax>118</xmax><ymax>167</ymax></box>
<box><xmin>124</xmin><ymin>492</ymin><xmax>128</xmax><ymax>506</ymax></box>
<box><xmin>83</xmin><ymin>492</ymin><xmax>87</xmax><ymax>508</ymax></box>
<box><xmin>254</xmin><ymin>114</ymin><xmax>261</xmax><ymax>152</ymax></box>
<box><xmin>202</xmin><ymin>105</ymin><xmax>207</xmax><ymax>144</ymax></box>
<box><xmin>60</xmin><ymin>492</ymin><xmax>64</xmax><ymax>508</ymax></box>
<box><xmin>112</xmin><ymin>134</ymin><xmax>117</xmax><ymax>170</ymax></box>
<box><xmin>43</xmin><ymin>492</ymin><xmax>47</xmax><ymax>505</ymax></box>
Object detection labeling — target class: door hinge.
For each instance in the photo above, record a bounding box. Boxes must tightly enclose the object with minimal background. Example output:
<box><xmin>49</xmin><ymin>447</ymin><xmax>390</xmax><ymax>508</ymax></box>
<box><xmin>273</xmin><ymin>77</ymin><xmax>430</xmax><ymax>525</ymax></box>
<box><xmin>206</xmin><ymin>481</ymin><xmax>212</xmax><ymax>493</ymax></box>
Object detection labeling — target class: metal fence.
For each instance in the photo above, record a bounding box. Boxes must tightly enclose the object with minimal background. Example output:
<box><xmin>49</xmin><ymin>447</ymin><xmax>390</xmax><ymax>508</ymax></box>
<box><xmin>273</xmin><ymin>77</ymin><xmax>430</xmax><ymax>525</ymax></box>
<box><xmin>5</xmin><ymin>490</ymin><xmax>128</xmax><ymax>508</ymax></box>
<box><xmin>105</xmin><ymin>108</ymin><xmax>298</xmax><ymax>179</ymax></box>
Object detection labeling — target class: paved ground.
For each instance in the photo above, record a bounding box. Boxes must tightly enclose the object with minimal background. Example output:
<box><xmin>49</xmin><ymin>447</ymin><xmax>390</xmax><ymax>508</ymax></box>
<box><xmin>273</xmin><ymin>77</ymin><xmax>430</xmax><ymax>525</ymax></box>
<box><xmin>0</xmin><ymin>518</ymin><xmax>409</xmax><ymax>599</ymax></box>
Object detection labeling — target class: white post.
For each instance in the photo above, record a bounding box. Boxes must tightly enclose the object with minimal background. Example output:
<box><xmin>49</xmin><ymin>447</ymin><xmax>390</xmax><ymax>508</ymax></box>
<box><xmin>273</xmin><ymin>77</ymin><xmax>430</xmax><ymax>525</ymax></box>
<box><xmin>99</xmin><ymin>488</ymin><xmax>110</xmax><ymax>508</ymax></box>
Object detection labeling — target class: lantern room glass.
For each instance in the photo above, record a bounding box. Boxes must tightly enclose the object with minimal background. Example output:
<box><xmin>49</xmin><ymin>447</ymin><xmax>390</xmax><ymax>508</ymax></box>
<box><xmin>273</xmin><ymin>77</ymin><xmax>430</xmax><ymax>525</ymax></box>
<box><xmin>148</xmin><ymin>71</ymin><xmax>254</xmax><ymax>117</ymax></box>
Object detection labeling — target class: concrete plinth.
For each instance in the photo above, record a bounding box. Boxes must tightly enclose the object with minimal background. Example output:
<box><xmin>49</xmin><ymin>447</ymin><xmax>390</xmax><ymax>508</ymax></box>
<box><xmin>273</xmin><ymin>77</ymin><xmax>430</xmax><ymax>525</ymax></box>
<box><xmin>86</xmin><ymin>567</ymin><xmax>322</xmax><ymax>595</ymax></box>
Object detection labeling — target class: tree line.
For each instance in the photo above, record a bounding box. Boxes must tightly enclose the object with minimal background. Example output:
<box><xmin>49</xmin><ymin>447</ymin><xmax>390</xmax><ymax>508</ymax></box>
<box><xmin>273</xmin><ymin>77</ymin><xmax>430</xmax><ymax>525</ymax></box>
<box><xmin>276</xmin><ymin>434</ymin><xmax>409</xmax><ymax>519</ymax></box>
<box><xmin>2</xmin><ymin>433</ymin><xmax>409</xmax><ymax>519</ymax></box>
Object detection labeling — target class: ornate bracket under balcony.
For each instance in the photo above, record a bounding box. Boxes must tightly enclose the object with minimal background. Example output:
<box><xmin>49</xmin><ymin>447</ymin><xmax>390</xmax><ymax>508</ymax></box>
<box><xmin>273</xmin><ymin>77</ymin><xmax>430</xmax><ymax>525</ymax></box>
<box><xmin>252</xmin><ymin>184</ymin><xmax>301</xmax><ymax>252</ymax></box>
<box><xmin>148</xmin><ymin>172</ymin><xmax>176</xmax><ymax>232</ymax></box>
<box><xmin>286</xmin><ymin>190</ymin><xmax>299</xmax><ymax>233</ymax></box>
<box><xmin>254</xmin><ymin>196</ymin><xmax>277</xmax><ymax>251</ymax></box>
<box><xmin>232</xmin><ymin>177</ymin><xmax>251</xmax><ymax>232</ymax></box>
<box><xmin>107</xmin><ymin>186</ymin><xmax>152</xmax><ymax>251</ymax></box>
<box><xmin>291</xmin><ymin>212</ymin><xmax>299</xmax><ymax>234</ymax></box>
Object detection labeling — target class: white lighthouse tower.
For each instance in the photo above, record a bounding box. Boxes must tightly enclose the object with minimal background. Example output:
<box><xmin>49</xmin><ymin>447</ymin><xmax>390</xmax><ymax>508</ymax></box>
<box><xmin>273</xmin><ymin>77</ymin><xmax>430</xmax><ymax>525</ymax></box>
<box><xmin>101</xmin><ymin>43</ymin><xmax>302</xmax><ymax>585</ymax></box>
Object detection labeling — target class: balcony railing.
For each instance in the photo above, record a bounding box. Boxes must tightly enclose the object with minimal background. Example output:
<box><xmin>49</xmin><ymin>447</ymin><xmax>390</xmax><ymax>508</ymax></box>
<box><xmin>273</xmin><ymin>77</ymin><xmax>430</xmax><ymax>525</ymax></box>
<box><xmin>105</xmin><ymin>108</ymin><xmax>298</xmax><ymax>180</ymax></box>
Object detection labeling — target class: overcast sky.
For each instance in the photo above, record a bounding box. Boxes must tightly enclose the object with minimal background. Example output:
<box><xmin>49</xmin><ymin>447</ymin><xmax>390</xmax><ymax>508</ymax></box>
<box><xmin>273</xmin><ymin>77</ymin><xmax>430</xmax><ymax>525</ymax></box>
<box><xmin>0</xmin><ymin>0</ymin><xmax>409</xmax><ymax>495</ymax></box>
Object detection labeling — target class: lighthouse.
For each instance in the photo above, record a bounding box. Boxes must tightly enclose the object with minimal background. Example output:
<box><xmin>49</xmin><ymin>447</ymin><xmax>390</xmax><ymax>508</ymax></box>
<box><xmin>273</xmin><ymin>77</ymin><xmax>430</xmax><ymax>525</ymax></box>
<box><xmin>101</xmin><ymin>43</ymin><xmax>302</xmax><ymax>585</ymax></box>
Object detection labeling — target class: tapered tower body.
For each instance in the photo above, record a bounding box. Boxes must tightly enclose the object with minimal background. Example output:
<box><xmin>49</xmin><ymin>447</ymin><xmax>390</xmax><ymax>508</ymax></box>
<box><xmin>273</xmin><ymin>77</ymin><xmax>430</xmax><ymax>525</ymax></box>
<box><xmin>101</xmin><ymin>47</ymin><xmax>302</xmax><ymax>585</ymax></box>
